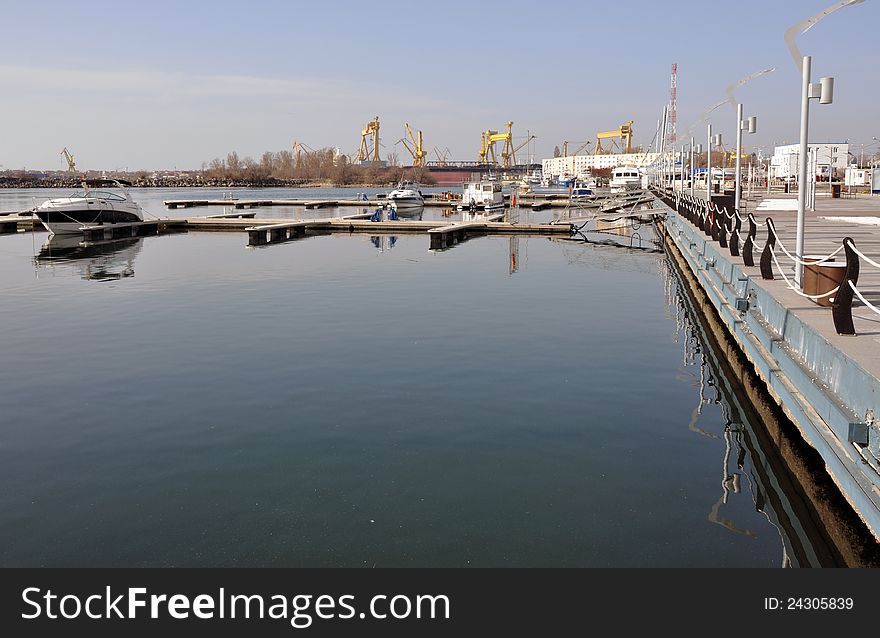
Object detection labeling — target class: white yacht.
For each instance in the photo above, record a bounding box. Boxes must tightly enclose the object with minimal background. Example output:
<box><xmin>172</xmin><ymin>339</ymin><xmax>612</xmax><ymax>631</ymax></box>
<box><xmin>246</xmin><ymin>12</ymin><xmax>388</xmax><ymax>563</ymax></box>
<box><xmin>386</xmin><ymin>181</ymin><xmax>425</xmax><ymax>209</ymax></box>
<box><xmin>35</xmin><ymin>180</ymin><xmax>145</xmax><ymax>235</ymax></box>
<box><xmin>458</xmin><ymin>177</ymin><xmax>505</xmax><ymax>211</ymax></box>
<box><xmin>609</xmin><ymin>167</ymin><xmax>642</xmax><ymax>193</ymax></box>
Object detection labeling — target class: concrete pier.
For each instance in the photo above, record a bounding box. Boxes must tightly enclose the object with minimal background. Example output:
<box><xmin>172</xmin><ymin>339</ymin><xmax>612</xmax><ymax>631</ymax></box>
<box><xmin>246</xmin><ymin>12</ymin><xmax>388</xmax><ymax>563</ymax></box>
<box><xmin>657</xmin><ymin>189</ymin><xmax>880</xmax><ymax>540</ymax></box>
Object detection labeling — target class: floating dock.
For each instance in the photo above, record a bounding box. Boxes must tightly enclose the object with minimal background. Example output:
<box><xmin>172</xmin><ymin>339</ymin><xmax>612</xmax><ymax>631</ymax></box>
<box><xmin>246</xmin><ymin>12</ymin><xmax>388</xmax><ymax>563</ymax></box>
<box><xmin>163</xmin><ymin>197</ymin><xmax>466</xmax><ymax>210</ymax></box>
<box><xmin>656</xmin><ymin>188</ymin><xmax>880</xmax><ymax>540</ymax></box>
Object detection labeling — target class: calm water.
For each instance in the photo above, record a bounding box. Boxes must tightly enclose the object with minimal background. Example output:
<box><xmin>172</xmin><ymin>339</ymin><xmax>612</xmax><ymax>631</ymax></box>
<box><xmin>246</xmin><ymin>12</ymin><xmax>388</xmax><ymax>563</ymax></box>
<box><xmin>0</xmin><ymin>188</ymin><xmax>857</xmax><ymax>566</ymax></box>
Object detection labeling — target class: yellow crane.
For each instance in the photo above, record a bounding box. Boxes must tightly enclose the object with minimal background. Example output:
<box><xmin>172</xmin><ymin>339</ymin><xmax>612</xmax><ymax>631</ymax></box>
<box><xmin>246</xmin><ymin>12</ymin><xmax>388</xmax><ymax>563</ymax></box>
<box><xmin>561</xmin><ymin>140</ymin><xmax>591</xmax><ymax>157</ymax></box>
<box><xmin>501</xmin><ymin>133</ymin><xmax>536</xmax><ymax>168</ymax></box>
<box><xmin>595</xmin><ymin>121</ymin><xmax>634</xmax><ymax>154</ymax></box>
<box><xmin>479</xmin><ymin>121</ymin><xmax>525</xmax><ymax>168</ymax></box>
<box><xmin>357</xmin><ymin>116</ymin><xmax>381</xmax><ymax>164</ymax></box>
<box><xmin>60</xmin><ymin>147</ymin><xmax>76</xmax><ymax>177</ymax></box>
<box><xmin>291</xmin><ymin>140</ymin><xmax>315</xmax><ymax>165</ymax></box>
<box><xmin>398</xmin><ymin>122</ymin><xmax>427</xmax><ymax>167</ymax></box>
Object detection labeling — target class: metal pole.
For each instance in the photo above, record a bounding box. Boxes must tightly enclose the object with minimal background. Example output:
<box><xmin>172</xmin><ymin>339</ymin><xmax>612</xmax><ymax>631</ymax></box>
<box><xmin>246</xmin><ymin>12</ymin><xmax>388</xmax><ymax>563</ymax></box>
<box><xmin>707</xmin><ymin>123</ymin><xmax>712</xmax><ymax>201</ymax></box>
<box><xmin>690</xmin><ymin>137</ymin><xmax>695</xmax><ymax>196</ymax></box>
<box><xmin>735</xmin><ymin>103</ymin><xmax>743</xmax><ymax>212</ymax></box>
<box><xmin>795</xmin><ymin>55</ymin><xmax>811</xmax><ymax>287</ymax></box>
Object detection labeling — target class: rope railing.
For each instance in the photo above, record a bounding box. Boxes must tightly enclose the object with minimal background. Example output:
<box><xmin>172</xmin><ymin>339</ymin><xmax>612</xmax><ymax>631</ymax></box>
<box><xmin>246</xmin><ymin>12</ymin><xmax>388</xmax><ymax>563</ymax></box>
<box><xmin>658</xmin><ymin>186</ymin><xmax>864</xmax><ymax>335</ymax></box>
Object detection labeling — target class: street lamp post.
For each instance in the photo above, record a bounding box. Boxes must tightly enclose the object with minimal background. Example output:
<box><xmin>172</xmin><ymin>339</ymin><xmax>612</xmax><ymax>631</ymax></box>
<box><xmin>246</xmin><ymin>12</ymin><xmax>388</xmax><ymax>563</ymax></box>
<box><xmin>690</xmin><ymin>137</ymin><xmax>695</xmax><ymax>196</ymax></box>
<box><xmin>734</xmin><ymin>103</ymin><xmax>757</xmax><ymax>213</ymax></box>
<box><xmin>794</xmin><ymin>55</ymin><xmax>834</xmax><ymax>287</ymax></box>
<box><xmin>707</xmin><ymin>124</ymin><xmax>712</xmax><ymax>201</ymax></box>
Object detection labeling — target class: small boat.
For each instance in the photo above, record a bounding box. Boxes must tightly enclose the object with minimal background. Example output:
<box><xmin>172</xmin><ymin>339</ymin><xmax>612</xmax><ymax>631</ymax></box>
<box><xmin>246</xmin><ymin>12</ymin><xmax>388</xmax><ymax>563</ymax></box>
<box><xmin>570</xmin><ymin>184</ymin><xmax>595</xmax><ymax>198</ymax></box>
<box><xmin>35</xmin><ymin>180</ymin><xmax>144</xmax><ymax>235</ymax></box>
<box><xmin>386</xmin><ymin>181</ymin><xmax>425</xmax><ymax>208</ymax></box>
<box><xmin>457</xmin><ymin>177</ymin><xmax>505</xmax><ymax>211</ymax></box>
<box><xmin>609</xmin><ymin>167</ymin><xmax>642</xmax><ymax>193</ymax></box>
<box><xmin>557</xmin><ymin>173</ymin><xmax>575</xmax><ymax>187</ymax></box>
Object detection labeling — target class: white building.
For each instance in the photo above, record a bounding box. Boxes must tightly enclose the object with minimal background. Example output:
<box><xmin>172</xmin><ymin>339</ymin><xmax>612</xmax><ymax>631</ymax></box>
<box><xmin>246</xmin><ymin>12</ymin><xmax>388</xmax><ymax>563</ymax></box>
<box><xmin>542</xmin><ymin>152</ymin><xmax>659</xmax><ymax>179</ymax></box>
<box><xmin>770</xmin><ymin>143</ymin><xmax>849</xmax><ymax>180</ymax></box>
<box><xmin>844</xmin><ymin>166</ymin><xmax>874</xmax><ymax>187</ymax></box>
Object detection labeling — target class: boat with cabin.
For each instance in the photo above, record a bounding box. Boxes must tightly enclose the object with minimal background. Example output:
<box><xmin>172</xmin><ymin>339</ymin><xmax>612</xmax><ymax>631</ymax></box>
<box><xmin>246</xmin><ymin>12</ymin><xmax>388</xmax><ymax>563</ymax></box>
<box><xmin>34</xmin><ymin>180</ymin><xmax>145</xmax><ymax>235</ymax></box>
<box><xmin>458</xmin><ymin>177</ymin><xmax>505</xmax><ymax>211</ymax></box>
<box><xmin>609</xmin><ymin>167</ymin><xmax>642</xmax><ymax>193</ymax></box>
<box><xmin>386</xmin><ymin>181</ymin><xmax>425</xmax><ymax>209</ymax></box>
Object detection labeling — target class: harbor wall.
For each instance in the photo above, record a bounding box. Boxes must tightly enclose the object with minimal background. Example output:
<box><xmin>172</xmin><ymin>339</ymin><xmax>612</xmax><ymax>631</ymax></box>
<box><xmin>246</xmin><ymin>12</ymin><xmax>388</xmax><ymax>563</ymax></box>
<box><xmin>655</xmin><ymin>196</ymin><xmax>880</xmax><ymax>542</ymax></box>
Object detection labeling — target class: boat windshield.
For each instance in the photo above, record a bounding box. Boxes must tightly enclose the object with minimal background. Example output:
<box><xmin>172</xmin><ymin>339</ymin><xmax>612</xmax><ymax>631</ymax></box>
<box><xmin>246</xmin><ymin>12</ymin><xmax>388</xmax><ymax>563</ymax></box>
<box><xmin>70</xmin><ymin>190</ymin><xmax>127</xmax><ymax>201</ymax></box>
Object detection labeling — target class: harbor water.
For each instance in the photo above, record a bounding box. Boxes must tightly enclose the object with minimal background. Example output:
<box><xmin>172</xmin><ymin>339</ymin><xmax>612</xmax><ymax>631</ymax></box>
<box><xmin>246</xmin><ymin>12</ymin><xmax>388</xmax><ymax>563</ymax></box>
<box><xmin>0</xmin><ymin>188</ymin><xmax>869</xmax><ymax>567</ymax></box>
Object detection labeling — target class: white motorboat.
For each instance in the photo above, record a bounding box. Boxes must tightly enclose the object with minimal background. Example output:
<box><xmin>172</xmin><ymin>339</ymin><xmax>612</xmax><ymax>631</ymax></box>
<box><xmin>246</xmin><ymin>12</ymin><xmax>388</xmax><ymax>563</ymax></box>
<box><xmin>386</xmin><ymin>181</ymin><xmax>425</xmax><ymax>208</ymax></box>
<box><xmin>35</xmin><ymin>180</ymin><xmax>145</xmax><ymax>235</ymax></box>
<box><xmin>609</xmin><ymin>167</ymin><xmax>642</xmax><ymax>193</ymax></box>
<box><xmin>457</xmin><ymin>177</ymin><xmax>505</xmax><ymax>211</ymax></box>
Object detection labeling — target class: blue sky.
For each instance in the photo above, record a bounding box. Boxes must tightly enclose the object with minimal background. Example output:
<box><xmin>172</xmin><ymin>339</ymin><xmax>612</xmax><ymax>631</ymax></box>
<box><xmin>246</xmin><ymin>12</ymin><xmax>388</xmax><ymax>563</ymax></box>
<box><xmin>1</xmin><ymin>0</ymin><xmax>877</xmax><ymax>170</ymax></box>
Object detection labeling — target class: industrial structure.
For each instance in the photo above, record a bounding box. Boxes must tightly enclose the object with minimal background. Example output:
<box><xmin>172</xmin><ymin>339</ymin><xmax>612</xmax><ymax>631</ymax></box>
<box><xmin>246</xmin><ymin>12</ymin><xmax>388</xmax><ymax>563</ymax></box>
<box><xmin>478</xmin><ymin>122</ymin><xmax>535</xmax><ymax>169</ymax></box>
<box><xmin>357</xmin><ymin>116</ymin><xmax>382</xmax><ymax>164</ymax></box>
<box><xmin>666</xmin><ymin>64</ymin><xmax>677</xmax><ymax>147</ymax></box>
<box><xmin>398</xmin><ymin>123</ymin><xmax>427</xmax><ymax>167</ymax></box>
<box><xmin>60</xmin><ymin>147</ymin><xmax>76</xmax><ymax>177</ymax></box>
<box><xmin>595</xmin><ymin>121</ymin><xmax>635</xmax><ymax>154</ymax></box>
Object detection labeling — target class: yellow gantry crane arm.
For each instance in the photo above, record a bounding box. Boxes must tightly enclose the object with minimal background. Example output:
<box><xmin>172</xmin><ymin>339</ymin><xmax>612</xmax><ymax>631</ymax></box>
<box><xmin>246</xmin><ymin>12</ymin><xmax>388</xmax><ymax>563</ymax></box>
<box><xmin>595</xmin><ymin>121</ymin><xmax>634</xmax><ymax>154</ymax></box>
<box><xmin>60</xmin><ymin>147</ymin><xmax>76</xmax><ymax>176</ymax></box>
<box><xmin>503</xmin><ymin>133</ymin><xmax>535</xmax><ymax>168</ymax></box>
<box><xmin>479</xmin><ymin>122</ymin><xmax>521</xmax><ymax>168</ymax></box>
<box><xmin>399</xmin><ymin>122</ymin><xmax>427</xmax><ymax>167</ymax></box>
<box><xmin>357</xmin><ymin>116</ymin><xmax>381</xmax><ymax>164</ymax></box>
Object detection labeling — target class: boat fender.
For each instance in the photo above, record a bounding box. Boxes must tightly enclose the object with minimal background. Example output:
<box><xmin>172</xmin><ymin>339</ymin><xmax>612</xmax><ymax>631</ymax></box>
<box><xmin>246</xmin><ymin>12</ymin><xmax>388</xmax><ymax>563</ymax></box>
<box><xmin>389</xmin><ymin>209</ymin><xmax>398</xmax><ymax>221</ymax></box>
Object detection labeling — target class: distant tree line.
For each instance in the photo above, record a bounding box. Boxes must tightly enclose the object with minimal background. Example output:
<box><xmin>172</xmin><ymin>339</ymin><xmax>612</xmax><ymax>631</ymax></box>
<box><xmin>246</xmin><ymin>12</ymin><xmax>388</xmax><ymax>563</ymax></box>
<box><xmin>201</xmin><ymin>148</ymin><xmax>435</xmax><ymax>186</ymax></box>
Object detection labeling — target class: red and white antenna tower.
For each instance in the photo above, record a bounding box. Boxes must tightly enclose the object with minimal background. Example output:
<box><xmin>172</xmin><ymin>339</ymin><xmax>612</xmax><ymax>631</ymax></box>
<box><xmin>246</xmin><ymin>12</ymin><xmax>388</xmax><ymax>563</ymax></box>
<box><xmin>667</xmin><ymin>63</ymin><xmax>677</xmax><ymax>146</ymax></box>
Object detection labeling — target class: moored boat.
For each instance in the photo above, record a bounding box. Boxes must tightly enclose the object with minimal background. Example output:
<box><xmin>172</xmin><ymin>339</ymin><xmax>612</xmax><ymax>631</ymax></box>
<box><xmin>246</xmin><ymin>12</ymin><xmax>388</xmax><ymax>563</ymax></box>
<box><xmin>35</xmin><ymin>180</ymin><xmax>145</xmax><ymax>235</ymax></box>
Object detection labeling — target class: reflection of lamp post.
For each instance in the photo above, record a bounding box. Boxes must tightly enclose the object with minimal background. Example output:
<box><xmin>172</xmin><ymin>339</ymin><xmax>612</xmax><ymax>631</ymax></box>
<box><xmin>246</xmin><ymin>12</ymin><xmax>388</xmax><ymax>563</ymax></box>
<box><xmin>794</xmin><ymin>55</ymin><xmax>834</xmax><ymax>287</ymax></box>
<box><xmin>734</xmin><ymin>104</ymin><xmax>757</xmax><ymax>213</ymax></box>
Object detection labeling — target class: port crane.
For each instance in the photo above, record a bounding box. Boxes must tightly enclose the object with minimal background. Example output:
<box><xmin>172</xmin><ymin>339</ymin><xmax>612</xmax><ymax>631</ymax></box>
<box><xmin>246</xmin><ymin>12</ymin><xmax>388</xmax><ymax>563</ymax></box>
<box><xmin>60</xmin><ymin>147</ymin><xmax>77</xmax><ymax>177</ymax></box>
<box><xmin>357</xmin><ymin>116</ymin><xmax>382</xmax><ymax>164</ymax></box>
<box><xmin>432</xmin><ymin>147</ymin><xmax>451</xmax><ymax>166</ymax></box>
<box><xmin>291</xmin><ymin>140</ymin><xmax>315</xmax><ymax>165</ymax></box>
<box><xmin>561</xmin><ymin>140</ymin><xmax>591</xmax><ymax>157</ymax></box>
<box><xmin>595</xmin><ymin>121</ymin><xmax>634</xmax><ymax>154</ymax></box>
<box><xmin>501</xmin><ymin>133</ymin><xmax>536</xmax><ymax>168</ymax></box>
<box><xmin>479</xmin><ymin>122</ymin><xmax>531</xmax><ymax>168</ymax></box>
<box><xmin>397</xmin><ymin>122</ymin><xmax>427</xmax><ymax>167</ymax></box>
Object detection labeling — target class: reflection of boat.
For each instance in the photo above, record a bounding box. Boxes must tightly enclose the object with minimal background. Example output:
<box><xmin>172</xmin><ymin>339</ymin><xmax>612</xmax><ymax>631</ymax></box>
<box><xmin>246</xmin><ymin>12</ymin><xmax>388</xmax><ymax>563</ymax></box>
<box><xmin>35</xmin><ymin>234</ymin><xmax>142</xmax><ymax>280</ymax></box>
<box><xmin>457</xmin><ymin>177</ymin><xmax>505</xmax><ymax>211</ymax></box>
<box><xmin>387</xmin><ymin>181</ymin><xmax>424</xmax><ymax>209</ymax></box>
<box><xmin>609</xmin><ymin>166</ymin><xmax>642</xmax><ymax>193</ymax></box>
<box><xmin>390</xmin><ymin>205</ymin><xmax>424</xmax><ymax>220</ymax></box>
<box><xmin>35</xmin><ymin>180</ymin><xmax>145</xmax><ymax>235</ymax></box>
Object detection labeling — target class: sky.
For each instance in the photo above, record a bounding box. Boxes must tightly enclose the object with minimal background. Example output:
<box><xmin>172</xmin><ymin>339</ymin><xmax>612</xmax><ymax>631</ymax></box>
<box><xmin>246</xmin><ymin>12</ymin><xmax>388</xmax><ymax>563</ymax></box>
<box><xmin>0</xmin><ymin>0</ymin><xmax>878</xmax><ymax>171</ymax></box>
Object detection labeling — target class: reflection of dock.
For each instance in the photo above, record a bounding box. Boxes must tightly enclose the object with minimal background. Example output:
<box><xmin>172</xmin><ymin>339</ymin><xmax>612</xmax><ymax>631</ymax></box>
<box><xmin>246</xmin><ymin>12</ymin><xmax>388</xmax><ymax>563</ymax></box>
<box><xmin>665</xmin><ymin>246</ymin><xmax>880</xmax><ymax>566</ymax></box>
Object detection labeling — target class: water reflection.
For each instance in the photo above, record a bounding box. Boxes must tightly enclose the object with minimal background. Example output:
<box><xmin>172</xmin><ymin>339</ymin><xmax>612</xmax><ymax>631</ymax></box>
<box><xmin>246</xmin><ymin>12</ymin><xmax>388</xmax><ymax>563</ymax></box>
<box><xmin>34</xmin><ymin>234</ymin><xmax>142</xmax><ymax>281</ymax></box>
<box><xmin>370</xmin><ymin>235</ymin><xmax>397</xmax><ymax>252</ymax></box>
<box><xmin>390</xmin><ymin>205</ymin><xmax>423</xmax><ymax>220</ymax></box>
<box><xmin>661</xmin><ymin>255</ymin><xmax>874</xmax><ymax>566</ymax></box>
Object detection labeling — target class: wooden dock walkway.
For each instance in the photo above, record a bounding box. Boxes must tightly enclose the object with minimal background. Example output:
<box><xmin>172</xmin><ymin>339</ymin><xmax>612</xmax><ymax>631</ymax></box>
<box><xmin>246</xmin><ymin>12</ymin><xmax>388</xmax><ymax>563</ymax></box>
<box><xmin>163</xmin><ymin>197</ymin><xmax>466</xmax><ymax>210</ymax></box>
